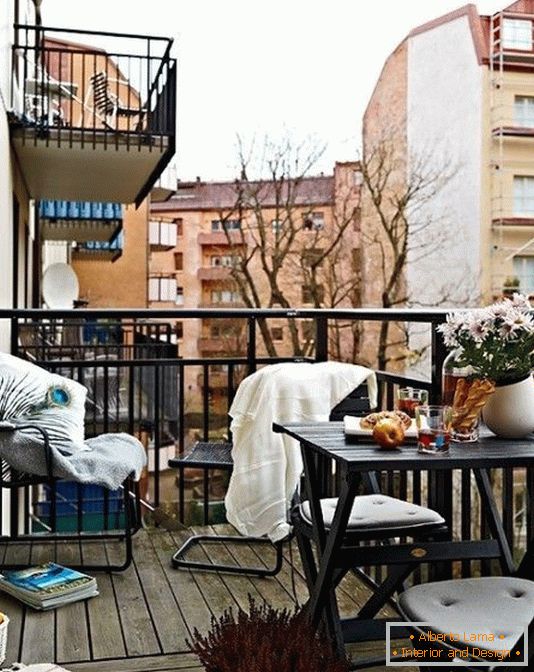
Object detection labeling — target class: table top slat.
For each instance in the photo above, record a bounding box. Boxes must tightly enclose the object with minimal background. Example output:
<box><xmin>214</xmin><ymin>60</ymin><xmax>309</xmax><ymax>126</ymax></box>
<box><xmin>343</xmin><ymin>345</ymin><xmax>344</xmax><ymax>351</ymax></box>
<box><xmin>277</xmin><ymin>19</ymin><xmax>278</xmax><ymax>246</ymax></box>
<box><xmin>273</xmin><ymin>422</ymin><xmax>534</xmax><ymax>471</ymax></box>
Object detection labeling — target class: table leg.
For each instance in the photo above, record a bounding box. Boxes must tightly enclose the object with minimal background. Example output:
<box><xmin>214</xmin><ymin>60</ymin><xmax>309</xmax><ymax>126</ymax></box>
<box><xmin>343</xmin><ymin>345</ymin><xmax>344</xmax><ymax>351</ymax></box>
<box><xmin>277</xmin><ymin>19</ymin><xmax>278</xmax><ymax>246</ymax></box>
<box><xmin>427</xmin><ymin>469</ymin><xmax>453</xmax><ymax>580</ymax></box>
<box><xmin>517</xmin><ymin>469</ymin><xmax>534</xmax><ymax>580</ymax></box>
<box><xmin>473</xmin><ymin>468</ymin><xmax>515</xmax><ymax>576</ymax></box>
<box><xmin>300</xmin><ymin>445</ymin><xmax>347</xmax><ymax>649</ymax></box>
<box><xmin>306</xmin><ymin>475</ymin><xmax>359</xmax><ymax>628</ymax></box>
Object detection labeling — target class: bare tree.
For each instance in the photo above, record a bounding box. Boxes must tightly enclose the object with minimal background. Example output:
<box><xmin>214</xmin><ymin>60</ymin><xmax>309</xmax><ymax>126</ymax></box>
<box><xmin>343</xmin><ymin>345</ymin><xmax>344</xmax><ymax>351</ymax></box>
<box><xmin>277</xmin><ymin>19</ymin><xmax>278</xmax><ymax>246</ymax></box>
<box><xmin>360</xmin><ymin>135</ymin><xmax>458</xmax><ymax>370</ymax></box>
<box><xmin>213</xmin><ymin>135</ymin><xmax>362</xmax><ymax>360</ymax></box>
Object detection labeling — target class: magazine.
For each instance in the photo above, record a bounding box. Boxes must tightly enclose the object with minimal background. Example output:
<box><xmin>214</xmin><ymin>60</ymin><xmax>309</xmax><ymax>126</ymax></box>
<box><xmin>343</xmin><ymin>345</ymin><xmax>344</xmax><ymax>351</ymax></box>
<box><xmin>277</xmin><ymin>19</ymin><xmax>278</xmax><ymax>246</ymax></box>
<box><xmin>0</xmin><ymin>562</ymin><xmax>98</xmax><ymax>610</ymax></box>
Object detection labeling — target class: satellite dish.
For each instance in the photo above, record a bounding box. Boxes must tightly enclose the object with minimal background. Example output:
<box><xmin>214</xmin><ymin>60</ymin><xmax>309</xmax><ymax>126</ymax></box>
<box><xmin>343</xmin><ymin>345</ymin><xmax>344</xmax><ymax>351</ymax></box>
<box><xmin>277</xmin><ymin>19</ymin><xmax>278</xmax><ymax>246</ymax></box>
<box><xmin>42</xmin><ymin>263</ymin><xmax>80</xmax><ymax>309</ymax></box>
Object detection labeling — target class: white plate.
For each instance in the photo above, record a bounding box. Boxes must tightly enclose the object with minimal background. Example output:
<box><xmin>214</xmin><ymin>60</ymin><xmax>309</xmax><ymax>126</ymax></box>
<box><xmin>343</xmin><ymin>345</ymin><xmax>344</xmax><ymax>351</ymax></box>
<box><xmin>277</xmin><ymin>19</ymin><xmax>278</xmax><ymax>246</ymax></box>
<box><xmin>343</xmin><ymin>415</ymin><xmax>418</xmax><ymax>439</ymax></box>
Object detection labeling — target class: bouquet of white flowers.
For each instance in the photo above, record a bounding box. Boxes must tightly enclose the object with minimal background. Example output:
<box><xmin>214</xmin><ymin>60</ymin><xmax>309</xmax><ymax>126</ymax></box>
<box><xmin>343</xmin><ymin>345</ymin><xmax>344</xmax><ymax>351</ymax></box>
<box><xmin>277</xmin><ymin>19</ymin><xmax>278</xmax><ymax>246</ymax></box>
<box><xmin>438</xmin><ymin>293</ymin><xmax>534</xmax><ymax>385</ymax></box>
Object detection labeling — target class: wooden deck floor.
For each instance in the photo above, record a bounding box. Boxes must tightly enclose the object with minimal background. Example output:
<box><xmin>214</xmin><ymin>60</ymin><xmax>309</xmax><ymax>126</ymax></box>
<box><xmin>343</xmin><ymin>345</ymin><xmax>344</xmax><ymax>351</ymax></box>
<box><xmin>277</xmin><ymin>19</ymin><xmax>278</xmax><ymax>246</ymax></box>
<box><xmin>0</xmin><ymin>526</ymin><xmax>415</xmax><ymax>672</ymax></box>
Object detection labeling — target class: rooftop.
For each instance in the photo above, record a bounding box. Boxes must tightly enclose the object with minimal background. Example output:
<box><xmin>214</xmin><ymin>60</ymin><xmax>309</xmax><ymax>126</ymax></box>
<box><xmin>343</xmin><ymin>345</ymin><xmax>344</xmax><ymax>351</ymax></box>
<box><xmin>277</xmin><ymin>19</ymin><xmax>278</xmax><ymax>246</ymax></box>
<box><xmin>151</xmin><ymin>174</ymin><xmax>335</xmax><ymax>213</ymax></box>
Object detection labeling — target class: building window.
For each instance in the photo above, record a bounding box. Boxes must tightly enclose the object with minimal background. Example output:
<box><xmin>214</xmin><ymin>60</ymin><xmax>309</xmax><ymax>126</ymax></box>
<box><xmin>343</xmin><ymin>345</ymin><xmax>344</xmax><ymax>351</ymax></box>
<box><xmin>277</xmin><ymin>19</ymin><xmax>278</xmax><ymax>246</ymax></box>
<box><xmin>502</xmin><ymin>19</ymin><xmax>533</xmax><ymax>51</ymax></box>
<box><xmin>302</xmin><ymin>248</ymin><xmax>324</xmax><ymax>267</ymax></box>
<box><xmin>175</xmin><ymin>322</ymin><xmax>183</xmax><ymax>339</ymax></box>
<box><xmin>210</xmin><ymin>289</ymin><xmax>240</xmax><ymax>303</ymax></box>
<box><xmin>271</xmin><ymin>219</ymin><xmax>283</xmax><ymax>232</ymax></box>
<box><xmin>149</xmin><ymin>276</ymin><xmax>176</xmax><ymax>302</ymax></box>
<box><xmin>211</xmin><ymin>219</ymin><xmax>241</xmax><ymax>232</ymax></box>
<box><xmin>211</xmin><ymin>254</ymin><xmax>236</xmax><ymax>267</ymax></box>
<box><xmin>301</xmin><ymin>321</ymin><xmax>315</xmax><ymax>341</ymax></box>
<box><xmin>301</xmin><ymin>285</ymin><xmax>325</xmax><ymax>304</ymax></box>
<box><xmin>176</xmin><ymin>219</ymin><xmax>183</xmax><ymax>236</ymax></box>
<box><xmin>271</xmin><ymin>327</ymin><xmax>284</xmax><ymax>341</ymax></box>
<box><xmin>515</xmin><ymin>96</ymin><xmax>534</xmax><ymax>127</ymax></box>
<box><xmin>353</xmin><ymin>170</ymin><xmax>363</xmax><ymax>186</ymax></box>
<box><xmin>176</xmin><ymin>287</ymin><xmax>184</xmax><ymax>305</ymax></box>
<box><xmin>303</xmin><ymin>212</ymin><xmax>325</xmax><ymax>231</ymax></box>
<box><xmin>514</xmin><ymin>176</ymin><xmax>534</xmax><ymax>215</ymax></box>
<box><xmin>210</xmin><ymin>324</ymin><xmax>240</xmax><ymax>338</ymax></box>
<box><xmin>352</xmin><ymin>248</ymin><xmax>362</xmax><ymax>273</ymax></box>
<box><xmin>174</xmin><ymin>252</ymin><xmax>183</xmax><ymax>270</ymax></box>
<box><xmin>513</xmin><ymin>256</ymin><xmax>534</xmax><ymax>293</ymax></box>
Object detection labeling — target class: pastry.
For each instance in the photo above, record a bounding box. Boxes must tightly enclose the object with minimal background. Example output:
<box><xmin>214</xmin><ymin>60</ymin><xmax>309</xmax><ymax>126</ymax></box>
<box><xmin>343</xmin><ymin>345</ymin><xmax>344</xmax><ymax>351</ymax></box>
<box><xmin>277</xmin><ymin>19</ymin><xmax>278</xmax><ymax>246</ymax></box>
<box><xmin>360</xmin><ymin>410</ymin><xmax>411</xmax><ymax>431</ymax></box>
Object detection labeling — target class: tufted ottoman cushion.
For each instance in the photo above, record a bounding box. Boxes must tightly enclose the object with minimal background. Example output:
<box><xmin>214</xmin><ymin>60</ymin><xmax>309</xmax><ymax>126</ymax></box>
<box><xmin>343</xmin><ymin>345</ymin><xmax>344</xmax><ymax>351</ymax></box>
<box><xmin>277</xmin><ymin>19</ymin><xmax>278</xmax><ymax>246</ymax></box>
<box><xmin>398</xmin><ymin>577</ymin><xmax>534</xmax><ymax>653</ymax></box>
<box><xmin>299</xmin><ymin>494</ymin><xmax>445</xmax><ymax>532</ymax></box>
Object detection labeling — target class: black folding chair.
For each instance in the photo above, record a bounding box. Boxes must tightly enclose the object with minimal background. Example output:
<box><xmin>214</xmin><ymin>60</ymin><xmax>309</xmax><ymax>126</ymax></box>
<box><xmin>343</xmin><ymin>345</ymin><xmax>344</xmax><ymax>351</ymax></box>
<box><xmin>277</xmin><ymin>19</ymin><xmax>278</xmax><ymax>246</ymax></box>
<box><xmin>0</xmin><ymin>421</ymin><xmax>139</xmax><ymax>572</ymax></box>
<box><xmin>168</xmin><ymin>441</ymin><xmax>283</xmax><ymax>577</ymax></box>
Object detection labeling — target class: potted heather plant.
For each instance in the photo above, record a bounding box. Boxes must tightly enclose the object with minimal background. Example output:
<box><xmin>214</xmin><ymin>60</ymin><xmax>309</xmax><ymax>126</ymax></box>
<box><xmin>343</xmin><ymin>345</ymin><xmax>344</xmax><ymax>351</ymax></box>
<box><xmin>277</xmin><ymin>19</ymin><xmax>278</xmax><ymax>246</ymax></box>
<box><xmin>188</xmin><ymin>598</ymin><xmax>350</xmax><ymax>672</ymax></box>
<box><xmin>439</xmin><ymin>293</ymin><xmax>534</xmax><ymax>438</ymax></box>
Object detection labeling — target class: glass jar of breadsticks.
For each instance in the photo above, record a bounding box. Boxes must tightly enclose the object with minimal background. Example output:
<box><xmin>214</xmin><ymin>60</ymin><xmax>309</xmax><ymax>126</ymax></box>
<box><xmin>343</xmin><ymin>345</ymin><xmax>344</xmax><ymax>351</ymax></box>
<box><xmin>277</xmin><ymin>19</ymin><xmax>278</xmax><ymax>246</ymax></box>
<box><xmin>442</xmin><ymin>351</ymin><xmax>495</xmax><ymax>442</ymax></box>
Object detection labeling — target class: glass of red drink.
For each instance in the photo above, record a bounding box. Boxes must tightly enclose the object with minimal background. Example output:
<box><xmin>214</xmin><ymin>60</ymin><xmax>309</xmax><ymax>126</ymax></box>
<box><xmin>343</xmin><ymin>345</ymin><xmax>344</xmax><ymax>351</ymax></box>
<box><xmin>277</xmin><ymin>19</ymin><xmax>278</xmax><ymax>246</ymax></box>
<box><xmin>397</xmin><ymin>387</ymin><xmax>429</xmax><ymax>417</ymax></box>
<box><xmin>415</xmin><ymin>405</ymin><xmax>452</xmax><ymax>455</ymax></box>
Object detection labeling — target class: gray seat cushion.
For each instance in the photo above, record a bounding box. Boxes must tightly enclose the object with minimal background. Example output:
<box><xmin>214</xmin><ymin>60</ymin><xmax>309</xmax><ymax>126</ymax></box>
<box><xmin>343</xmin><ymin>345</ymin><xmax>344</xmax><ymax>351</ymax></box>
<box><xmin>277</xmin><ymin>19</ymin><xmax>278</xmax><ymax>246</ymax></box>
<box><xmin>299</xmin><ymin>495</ymin><xmax>445</xmax><ymax>532</ymax></box>
<box><xmin>399</xmin><ymin>577</ymin><xmax>534</xmax><ymax>653</ymax></box>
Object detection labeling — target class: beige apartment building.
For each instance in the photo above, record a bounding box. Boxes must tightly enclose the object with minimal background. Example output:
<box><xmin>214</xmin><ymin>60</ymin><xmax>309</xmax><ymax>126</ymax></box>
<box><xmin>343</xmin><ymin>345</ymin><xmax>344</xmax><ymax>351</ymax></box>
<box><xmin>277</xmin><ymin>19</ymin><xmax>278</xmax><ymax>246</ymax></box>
<box><xmin>363</xmin><ymin>0</ymin><xmax>534</xmax><ymax>312</ymax></box>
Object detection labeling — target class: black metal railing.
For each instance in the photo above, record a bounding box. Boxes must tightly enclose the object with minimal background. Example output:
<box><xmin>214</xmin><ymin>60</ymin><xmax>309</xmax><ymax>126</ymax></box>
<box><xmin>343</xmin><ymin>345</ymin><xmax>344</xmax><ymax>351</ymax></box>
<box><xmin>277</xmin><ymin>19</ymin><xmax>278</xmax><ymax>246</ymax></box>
<box><xmin>10</xmin><ymin>25</ymin><xmax>176</xmax><ymax>159</ymax></box>
<box><xmin>0</xmin><ymin>307</ymin><xmax>530</xmax><ymax>579</ymax></box>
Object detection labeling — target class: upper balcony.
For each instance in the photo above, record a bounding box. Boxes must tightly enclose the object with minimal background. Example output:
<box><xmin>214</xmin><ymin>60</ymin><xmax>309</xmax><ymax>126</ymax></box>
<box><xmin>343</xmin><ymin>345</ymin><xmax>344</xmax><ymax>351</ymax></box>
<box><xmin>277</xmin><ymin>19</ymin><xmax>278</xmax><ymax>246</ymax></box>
<box><xmin>197</xmin><ymin>231</ymin><xmax>245</xmax><ymax>246</ymax></box>
<box><xmin>71</xmin><ymin>232</ymin><xmax>123</xmax><ymax>262</ymax></box>
<box><xmin>197</xmin><ymin>266</ymin><xmax>232</xmax><ymax>281</ymax></box>
<box><xmin>491</xmin><ymin>195</ymin><xmax>534</xmax><ymax>228</ymax></box>
<box><xmin>39</xmin><ymin>199</ymin><xmax>122</xmax><ymax>242</ymax></box>
<box><xmin>490</xmin><ymin>11</ymin><xmax>534</xmax><ymax>70</ymax></box>
<box><xmin>149</xmin><ymin>219</ymin><xmax>177</xmax><ymax>250</ymax></box>
<box><xmin>491</xmin><ymin>104</ymin><xmax>534</xmax><ymax>138</ymax></box>
<box><xmin>9</xmin><ymin>25</ymin><xmax>176</xmax><ymax>206</ymax></box>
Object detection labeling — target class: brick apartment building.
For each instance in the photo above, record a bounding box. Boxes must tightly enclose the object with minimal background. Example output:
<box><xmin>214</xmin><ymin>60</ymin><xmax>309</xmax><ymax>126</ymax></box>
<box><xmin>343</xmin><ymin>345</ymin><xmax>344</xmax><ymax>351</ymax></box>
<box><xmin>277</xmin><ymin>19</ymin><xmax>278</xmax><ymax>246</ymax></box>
<box><xmin>149</xmin><ymin>161</ymin><xmax>362</xmax><ymax>414</ymax></box>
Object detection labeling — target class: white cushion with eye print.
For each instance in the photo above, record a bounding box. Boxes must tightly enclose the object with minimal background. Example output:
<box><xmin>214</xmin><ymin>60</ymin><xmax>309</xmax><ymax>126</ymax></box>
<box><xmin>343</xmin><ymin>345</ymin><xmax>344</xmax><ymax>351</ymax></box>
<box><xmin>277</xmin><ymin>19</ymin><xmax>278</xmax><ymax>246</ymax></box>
<box><xmin>0</xmin><ymin>353</ymin><xmax>87</xmax><ymax>454</ymax></box>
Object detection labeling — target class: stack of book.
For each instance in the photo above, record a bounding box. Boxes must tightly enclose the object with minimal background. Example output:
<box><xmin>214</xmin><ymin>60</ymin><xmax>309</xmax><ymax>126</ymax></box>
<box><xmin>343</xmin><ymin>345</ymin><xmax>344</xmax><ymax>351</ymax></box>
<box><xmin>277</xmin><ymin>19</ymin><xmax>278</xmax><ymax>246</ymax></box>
<box><xmin>0</xmin><ymin>562</ymin><xmax>98</xmax><ymax>610</ymax></box>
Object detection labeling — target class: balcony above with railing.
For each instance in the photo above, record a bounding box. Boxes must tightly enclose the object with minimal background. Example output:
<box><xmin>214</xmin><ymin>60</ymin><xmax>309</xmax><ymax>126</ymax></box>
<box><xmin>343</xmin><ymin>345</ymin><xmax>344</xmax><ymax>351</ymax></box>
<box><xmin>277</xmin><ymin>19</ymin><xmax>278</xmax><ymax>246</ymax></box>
<box><xmin>72</xmin><ymin>232</ymin><xmax>123</xmax><ymax>262</ymax></box>
<box><xmin>197</xmin><ymin>266</ymin><xmax>232</xmax><ymax>281</ymax></box>
<box><xmin>197</xmin><ymin>231</ymin><xmax>245</xmax><ymax>246</ymax></box>
<box><xmin>9</xmin><ymin>25</ymin><xmax>176</xmax><ymax>206</ymax></box>
<box><xmin>197</xmin><ymin>336</ymin><xmax>241</xmax><ymax>353</ymax></box>
<box><xmin>39</xmin><ymin>199</ymin><xmax>122</xmax><ymax>242</ymax></box>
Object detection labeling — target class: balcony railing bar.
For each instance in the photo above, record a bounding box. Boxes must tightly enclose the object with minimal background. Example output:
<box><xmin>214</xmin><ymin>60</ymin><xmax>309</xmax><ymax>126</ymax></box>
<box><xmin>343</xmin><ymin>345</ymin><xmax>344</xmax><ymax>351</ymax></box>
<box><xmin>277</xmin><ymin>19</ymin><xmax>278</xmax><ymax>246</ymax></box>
<box><xmin>11</xmin><ymin>26</ymin><xmax>176</xmax><ymax>204</ymax></box>
<box><xmin>13</xmin><ymin>23</ymin><xmax>174</xmax><ymax>45</ymax></box>
<box><xmin>0</xmin><ymin>307</ymin><xmax>453</xmax><ymax>321</ymax></box>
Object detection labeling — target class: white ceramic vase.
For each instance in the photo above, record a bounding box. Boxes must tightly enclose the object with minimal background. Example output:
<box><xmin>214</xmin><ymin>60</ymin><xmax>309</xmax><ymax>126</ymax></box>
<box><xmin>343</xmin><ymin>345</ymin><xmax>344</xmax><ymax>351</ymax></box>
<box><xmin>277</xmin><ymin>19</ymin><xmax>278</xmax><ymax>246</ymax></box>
<box><xmin>482</xmin><ymin>375</ymin><xmax>534</xmax><ymax>439</ymax></box>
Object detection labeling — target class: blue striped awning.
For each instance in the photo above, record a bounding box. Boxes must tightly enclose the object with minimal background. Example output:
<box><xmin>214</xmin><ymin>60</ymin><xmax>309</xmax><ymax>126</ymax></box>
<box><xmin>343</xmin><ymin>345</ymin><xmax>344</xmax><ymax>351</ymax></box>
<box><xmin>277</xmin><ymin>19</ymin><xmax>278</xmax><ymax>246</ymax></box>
<box><xmin>39</xmin><ymin>200</ymin><xmax>123</xmax><ymax>243</ymax></box>
<box><xmin>78</xmin><ymin>232</ymin><xmax>123</xmax><ymax>252</ymax></box>
<box><xmin>39</xmin><ymin>200</ymin><xmax>122</xmax><ymax>221</ymax></box>
<box><xmin>74</xmin><ymin>232</ymin><xmax>123</xmax><ymax>262</ymax></box>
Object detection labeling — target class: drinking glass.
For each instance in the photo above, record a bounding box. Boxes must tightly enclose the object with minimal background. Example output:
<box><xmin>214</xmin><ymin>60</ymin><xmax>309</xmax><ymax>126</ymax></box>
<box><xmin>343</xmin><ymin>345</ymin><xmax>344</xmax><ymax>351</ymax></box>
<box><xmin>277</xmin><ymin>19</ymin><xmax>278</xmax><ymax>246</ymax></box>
<box><xmin>397</xmin><ymin>387</ymin><xmax>429</xmax><ymax>417</ymax></box>
<box><xmin>415</xmin><ymin>405</ymin><xmax>452</xmax><ymax>455</ymax></box>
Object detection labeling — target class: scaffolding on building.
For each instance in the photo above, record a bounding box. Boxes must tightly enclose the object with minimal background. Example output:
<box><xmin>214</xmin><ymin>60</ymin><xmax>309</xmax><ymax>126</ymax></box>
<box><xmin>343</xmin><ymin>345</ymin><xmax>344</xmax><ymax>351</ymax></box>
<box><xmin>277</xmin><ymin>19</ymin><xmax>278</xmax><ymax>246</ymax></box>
<box><xmin>489</xmin><ymin>8</ymin><xmax>534</xmax><ymax>298</ymax></box>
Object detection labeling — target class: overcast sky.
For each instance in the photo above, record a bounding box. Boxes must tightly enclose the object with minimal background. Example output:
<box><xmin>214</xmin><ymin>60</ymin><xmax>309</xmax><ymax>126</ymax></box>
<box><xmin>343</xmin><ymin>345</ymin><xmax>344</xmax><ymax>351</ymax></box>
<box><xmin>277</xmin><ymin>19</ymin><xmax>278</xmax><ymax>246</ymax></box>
<box><xmin>42</xmin><ymin>0</ymin><xmax>506</xmax><ymax>180</ymax></box>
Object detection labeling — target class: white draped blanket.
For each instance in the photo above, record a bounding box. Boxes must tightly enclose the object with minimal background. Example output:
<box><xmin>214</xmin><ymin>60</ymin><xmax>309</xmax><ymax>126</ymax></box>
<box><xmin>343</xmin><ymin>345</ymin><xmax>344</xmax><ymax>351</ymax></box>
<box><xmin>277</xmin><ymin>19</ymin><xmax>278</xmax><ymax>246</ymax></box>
<box><xmin>225</xmin><ymin>362</ymin><xmax>377</xmax><ymax>542</ymax></box>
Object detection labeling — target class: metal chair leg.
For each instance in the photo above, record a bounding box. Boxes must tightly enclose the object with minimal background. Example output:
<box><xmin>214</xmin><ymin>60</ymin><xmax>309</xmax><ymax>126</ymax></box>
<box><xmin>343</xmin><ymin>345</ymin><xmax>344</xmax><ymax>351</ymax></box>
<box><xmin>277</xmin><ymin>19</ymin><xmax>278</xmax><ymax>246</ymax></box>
<box><xmin>171</xmin><ymin>534</ymin><xmax>284</xmax><ymax>577</ymax></box>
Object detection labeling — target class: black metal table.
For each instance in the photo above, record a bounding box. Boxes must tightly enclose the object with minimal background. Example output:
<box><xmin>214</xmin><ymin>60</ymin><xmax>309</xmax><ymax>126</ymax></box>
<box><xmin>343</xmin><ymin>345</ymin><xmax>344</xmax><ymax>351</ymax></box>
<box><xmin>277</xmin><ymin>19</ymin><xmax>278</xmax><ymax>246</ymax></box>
<box><xmin>273</xmin><ymin>421</ymin><xmax>534</xmax><ymax>661</ymax></box>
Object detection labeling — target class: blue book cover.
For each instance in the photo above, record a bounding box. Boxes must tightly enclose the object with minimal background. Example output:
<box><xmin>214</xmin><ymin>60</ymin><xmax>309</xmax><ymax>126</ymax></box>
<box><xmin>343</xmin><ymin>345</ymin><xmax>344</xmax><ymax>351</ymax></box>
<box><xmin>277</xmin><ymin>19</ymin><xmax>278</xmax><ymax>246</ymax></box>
<box><xmin>0</xmin><ymin>563</ymin><xmax>93</xmax><ymax>596</ymax></box>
